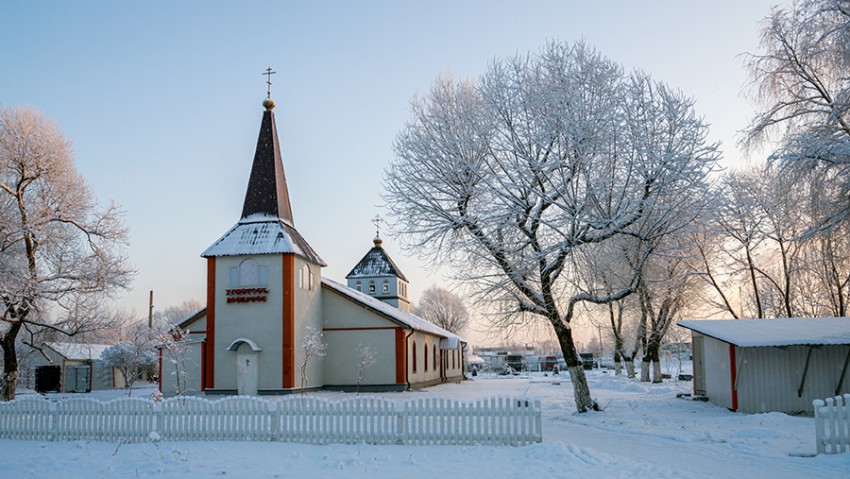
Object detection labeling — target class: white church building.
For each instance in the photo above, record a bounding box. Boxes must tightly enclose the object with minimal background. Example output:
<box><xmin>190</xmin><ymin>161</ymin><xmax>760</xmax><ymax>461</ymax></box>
<box><xmin>158</xmin><ymin>93</ymin><xmax>465</xmax><ymax>395</ymax></box>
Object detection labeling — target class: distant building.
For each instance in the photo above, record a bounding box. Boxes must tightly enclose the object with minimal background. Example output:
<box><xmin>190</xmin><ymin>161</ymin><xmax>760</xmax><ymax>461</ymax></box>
<box><xmin>21</xmin><ymin>342</ymin><xmax>125</xmax><ymax>393</ymax></box>
<box><xmin>158</xmin><ymin>92</ymin><xmax>465</xmax><ymax>395</ymax></box>
<box><xmin>679</xmin><ymin>318</ymin><xmax>850</xmax><ymax>414</ymax></box>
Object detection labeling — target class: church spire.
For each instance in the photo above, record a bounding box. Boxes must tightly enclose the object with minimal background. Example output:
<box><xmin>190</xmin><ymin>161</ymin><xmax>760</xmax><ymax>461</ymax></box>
<box><xmin>240</xmin><ymin>67</ymin><xmax>294</xmax><ymax>224</ymax></box>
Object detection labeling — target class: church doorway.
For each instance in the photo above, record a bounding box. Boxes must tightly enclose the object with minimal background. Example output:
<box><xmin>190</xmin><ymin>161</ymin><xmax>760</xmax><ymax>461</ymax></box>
<box><xmin>227</xmin><ymin>338</ymin><xmax>262</xmax><ymax>396</ymax></box>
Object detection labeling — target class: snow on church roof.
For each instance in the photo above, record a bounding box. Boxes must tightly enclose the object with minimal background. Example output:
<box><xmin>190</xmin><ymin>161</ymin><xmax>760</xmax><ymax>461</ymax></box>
<box><xmin>345</xmin><ymin>237</ymin><xmax>408</xmax><ymax>281</ymax></box>
<box><xmin>201</xmin><ymin>214</ymin><xmax>326</xmax><ymax>265</ymax></box>
<box><xmin>322</xmin><ymin>278</ymin><xmax>463</xmax><ymax>343</ymax></box>
<box><xmin>678</xmin><ymin>317</ymin><xmax>850</xmax><ymax>347</ymax></box>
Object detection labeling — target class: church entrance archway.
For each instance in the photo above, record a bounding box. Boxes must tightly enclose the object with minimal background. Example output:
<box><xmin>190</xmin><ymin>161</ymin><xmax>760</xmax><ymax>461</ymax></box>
<box><xmin>227</xmin><ymin>338</ymin><xmax>262</xmax><ymax>395</ymax></box>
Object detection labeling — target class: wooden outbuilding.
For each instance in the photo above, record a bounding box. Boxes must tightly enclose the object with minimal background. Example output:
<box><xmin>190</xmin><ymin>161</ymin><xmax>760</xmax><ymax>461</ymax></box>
<box><xmin>678</xmin><ymin>318</ymin><xmax>850</xmax><ymax>414</ymax></box>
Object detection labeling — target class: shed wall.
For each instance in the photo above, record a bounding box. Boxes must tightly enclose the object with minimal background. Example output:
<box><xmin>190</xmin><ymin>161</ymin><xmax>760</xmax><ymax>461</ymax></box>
<box><xmin>702</xmin><ymin>335</ymin><xmax>733</xmax><ymax>410</ymax></box>
<box><xmin>736</xmin><ymin>344</ymin><xmax>850</xmax><ymax>413</ymax></box>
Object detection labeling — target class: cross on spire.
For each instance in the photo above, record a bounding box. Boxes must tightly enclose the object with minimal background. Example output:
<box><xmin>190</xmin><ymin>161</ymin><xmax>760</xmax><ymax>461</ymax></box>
<box><xmin>372</xmin><ymin>214</ymin><xmax>383</xmax><ymax>236</ymax></box>
<box><xmin>263</xmin><ymin>67</ymin><xmax>276</xmax><ymax>99</ymax></box>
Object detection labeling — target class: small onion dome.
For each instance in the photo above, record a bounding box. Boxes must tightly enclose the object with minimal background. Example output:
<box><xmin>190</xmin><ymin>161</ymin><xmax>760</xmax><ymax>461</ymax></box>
<box><xmin>263</xmin><ymin>97</ymin><xmax>276</xmax><ymax>111</ymax></box>
<box><xmin>373</xmin><ymin>234</ymin><xmax>383</xmax><ymax>247</ymax></box>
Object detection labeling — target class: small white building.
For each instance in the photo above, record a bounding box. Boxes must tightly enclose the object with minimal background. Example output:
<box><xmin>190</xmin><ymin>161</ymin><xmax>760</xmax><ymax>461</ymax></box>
<box><xmin>678</xmin><ymin>318</ymin><xmax>850</xmax><ymax>414</ymax></box>
<box><xmin>21</xmin><ymin>342</ymin><xmax>125</xmax><ymax>393</ymax></box>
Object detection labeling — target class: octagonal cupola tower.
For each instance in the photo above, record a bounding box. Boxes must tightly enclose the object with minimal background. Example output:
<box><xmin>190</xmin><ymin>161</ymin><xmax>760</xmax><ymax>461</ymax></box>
<box><xmin>200</xmin><ymin>80</ymin><xmax>325</xmax><ymax>395</ymax></box>
<box><xmin>346</xmin><ymin>230</ymin><xmax>411</xmax><ymax>312</ymax></box>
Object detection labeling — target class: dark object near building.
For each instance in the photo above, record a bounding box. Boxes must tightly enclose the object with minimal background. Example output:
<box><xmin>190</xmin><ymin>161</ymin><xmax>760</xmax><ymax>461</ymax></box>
<box><xmin>580</xmin><ymin>353</ymin><xmax>596</xmax><ymax>370</ymax></box>
<box><xmin>35</xmin><ymin>365</ymin><xmax>61</xmax><ymax>393</ymax></box>
<box><xmin>505</xmin><ymin>354</ymin><xmax>524</xmax><ymax>371</ymax></box>
<box><xmin>678</xmin><ymin>374</ymin><xmax>693</xmax><ymax>381</ymax></box>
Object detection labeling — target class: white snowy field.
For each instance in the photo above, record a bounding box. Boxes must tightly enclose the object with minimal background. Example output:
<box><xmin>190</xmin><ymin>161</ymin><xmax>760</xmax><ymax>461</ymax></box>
<box><xmin>5</xmin><ymin>368</ymin><xmax>849</xmax><ymax>479</ymax></box>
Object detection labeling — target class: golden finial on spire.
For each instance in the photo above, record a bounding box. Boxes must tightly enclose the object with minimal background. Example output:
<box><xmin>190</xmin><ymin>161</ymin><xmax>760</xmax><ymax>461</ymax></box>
<box><xmin>262</xmin><ymin>67</ymin><xmax>277</xmax><ymax>111</ymax></box>
<box><xmin>372</xmin><ymin>214</ymin><xmax>384</xmax><ymax>246</ymax></box>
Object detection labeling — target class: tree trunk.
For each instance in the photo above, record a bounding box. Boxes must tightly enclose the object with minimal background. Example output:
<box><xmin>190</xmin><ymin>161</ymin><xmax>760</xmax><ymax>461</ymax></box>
<box><xmin>1</xmin><ymin>321</ymin><xmax>22</xmax><ymax>401</ymax></box>
<box><xmin>640</xmin><ymin>357</ymin><xmax>650</xmax><ymax>382</ymax></box>
<box><xmin>552</xmin><ymin>319</ymin><xmax>597</xmax><ymax>412</ymax></box>
<box><xmin>614</xmin><ymin>350</ymin><xmax>622</xmax><ymax>376</ymax></box>
<box><xmin>624</xmin><ymin>359</ymin><xmax>636</xmax><ymax>378</ymax></box>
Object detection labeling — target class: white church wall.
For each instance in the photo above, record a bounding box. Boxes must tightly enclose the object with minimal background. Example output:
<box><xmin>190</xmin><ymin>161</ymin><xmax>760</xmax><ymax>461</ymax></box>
<box><xmin>293</xmin><ymin>256</ymin><xmax>325</xmax><ymax>390</ymax></box>
<box><xmin>324</xmin><ymin>329</ymin><xmax>396</xmax><ymax>387</ymax></box>
<box><xmin>408</xmin><ymin>331</ymin><xmax>443</xmax><ymax>387</ymax></box>
<box><xmin>212</xmin><ymin>255</ymin><xmax>284</xmax><ymax>392</ymax></box>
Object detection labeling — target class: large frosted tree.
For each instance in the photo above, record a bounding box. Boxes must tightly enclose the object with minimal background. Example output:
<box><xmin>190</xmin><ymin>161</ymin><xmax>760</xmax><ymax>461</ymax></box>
<box><xmin>0</xmin><ymin>106</ymin><xmax>133</xmax><ymax>400</ymax></box>
<box><xmin>384</xmin><ymin>42</ymin><xmax>718</xmax><ymax>412</ymax></box>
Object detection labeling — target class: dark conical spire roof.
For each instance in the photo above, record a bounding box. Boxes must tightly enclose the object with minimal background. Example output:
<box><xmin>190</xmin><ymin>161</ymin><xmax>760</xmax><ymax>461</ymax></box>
<box><xmin>241</xmin><ymin>102</ymin><xmax>294</xmax><ymax>224</ymax></box>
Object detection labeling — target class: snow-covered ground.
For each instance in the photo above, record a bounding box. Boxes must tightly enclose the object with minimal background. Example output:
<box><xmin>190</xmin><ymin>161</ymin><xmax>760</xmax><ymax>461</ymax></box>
<box><xmin>5</xmin><ymin>366</ymin><xmax>849</xmax><ymax>478</ymax></box>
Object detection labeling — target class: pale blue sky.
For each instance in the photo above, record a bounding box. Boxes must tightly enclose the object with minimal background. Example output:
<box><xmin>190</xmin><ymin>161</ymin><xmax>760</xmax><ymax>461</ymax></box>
<box><xmin>2</xmin><ymin>1</ymin><xmax>780</xmax><ymax>344</ymax></box>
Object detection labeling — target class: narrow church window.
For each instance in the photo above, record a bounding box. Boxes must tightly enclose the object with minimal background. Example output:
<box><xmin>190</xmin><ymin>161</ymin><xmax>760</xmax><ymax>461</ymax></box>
<box><xmin>382</xmin><ymin>281</ymin><xmax>389</xmax><ymax>294</ymax></box>
<box><xmin>424</xmin><ymin>344</ymin><xmax>428</xmax><ymax>372</ymax></box>
<box><xmin>309</xmin><ymin>269</ymin><xmax>314</xmax><ymax>291</ymax></box>
<box><xmin>239</xmin><ymin>259</ymin><xmax>259</xmax><ymax>286</ymax></box>
<box><xmin>369</xmin><ymin>282</ymin><xmax>376</xmax><ymax>294</ymax></box>
<box><xmin>412</xmin><ymin>341</ymin><xmax>417</xmax><ymax>373</ymax></box>
<box><xmin>433</xmin><ymin>345</ymin><xmax>437</xmax><ymax>371</ymax></box>
<box><xmin>355</xmin><ymin>281</ymin><xmax>361</xmax><ymax>292</ymax></box>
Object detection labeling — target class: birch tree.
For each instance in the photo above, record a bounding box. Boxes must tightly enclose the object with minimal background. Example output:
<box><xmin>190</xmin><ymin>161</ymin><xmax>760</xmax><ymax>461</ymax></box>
<box><xmin>384</xmin><ymin>42</ymin><xmax>719</xmax><ymax>412</ymax></box>
<box><xmin>0</xmin><ymin>106</ymin><xmax>133</xmax><ymax>400</ymax></box>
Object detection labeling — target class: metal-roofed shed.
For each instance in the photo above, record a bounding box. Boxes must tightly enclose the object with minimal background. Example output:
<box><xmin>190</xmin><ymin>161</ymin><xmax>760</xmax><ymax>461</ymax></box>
<box><xmin>678</xmin><ymin>318</ymin><xmax>850</xmax><ymax>414</ymax></box>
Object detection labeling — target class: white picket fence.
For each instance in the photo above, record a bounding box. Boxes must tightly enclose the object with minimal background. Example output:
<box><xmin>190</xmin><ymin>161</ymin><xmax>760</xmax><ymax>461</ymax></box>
<box><xmin>0</xmin><ymin>395</ymin><xmax>542</xmax><ymax>446</ymax></box>
<box><xmin>814</xmin><ymin>394</ymin><xmax>850</xmax><ymax>454</ymax></box>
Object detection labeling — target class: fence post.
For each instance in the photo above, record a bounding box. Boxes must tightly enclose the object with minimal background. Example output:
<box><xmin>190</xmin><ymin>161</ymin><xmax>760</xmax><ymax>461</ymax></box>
<box><xmin>49</xmin><ymin>401</ymin><xmax>58</xmax><ymax>442</ymax></box>
<box><xmin>153</xmin><ymin>402</ymin><xmax>163</xmax><ymax>441</ymax></box>
<box><xmin>269</xmin><ymin>401</ymin><xmax>279</xmax><ymax>442</ymax></box>
<box><xmin>395</xmin><ymin>401</ymin><xmax>405</xmax><ymax>445</ymax></box>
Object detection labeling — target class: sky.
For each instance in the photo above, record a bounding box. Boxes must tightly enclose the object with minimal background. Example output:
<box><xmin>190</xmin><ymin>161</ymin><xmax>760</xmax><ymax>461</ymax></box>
<box><xmin>1</xmin><ymin>1</ymin><xmax>783</xmax><ymax>347</ymax></box>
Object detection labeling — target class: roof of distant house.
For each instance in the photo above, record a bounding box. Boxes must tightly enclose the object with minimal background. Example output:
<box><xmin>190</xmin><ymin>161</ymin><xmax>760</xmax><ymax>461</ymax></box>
<box><xmin>677</xmin><ymin>317</ymin><xmax>850</xmax><ymax>347</ymax></box>
<box><xmin>44</xmin><ymin>342</ymin><xmax>112</xmax><ymax>361</ymax></box>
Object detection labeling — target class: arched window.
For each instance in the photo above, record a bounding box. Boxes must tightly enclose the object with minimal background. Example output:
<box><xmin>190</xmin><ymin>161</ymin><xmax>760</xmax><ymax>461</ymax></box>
<box><xmin>230</xmin><ymin>259</ymin><xmax>268</xmax><ymax>287</ymax></box>
<box><xmin>300</xmin><ymin>264</ymin><xmax>314</xmax><ymax>290</ymax></box>
<box><xmin>309</xmin><ymin>269</ymin><xmax>314</xmax><ymax>291</ymax></box>
<box><xmin>382</xmin><ymin>280</ymin><xmax>389</xmax><ymax>294</ymax></box>
<box><xmin>424</xmin><ymin>343</ymin><xmax>429</xmax><ymax>372</ymax></box>
<box><xmin>355</xmin><ymin>281</ymin><xmax>362</xmax><ymax>292</ymax></box>
<box><xmin>412</xmin><ymin>341</ymin><xmax>417</xmax><ymax>373</ymax></box>
<box><xmin>368</xmin><ymin>281</ymin><xmax>376</xmax><ymax>294</ymax></box>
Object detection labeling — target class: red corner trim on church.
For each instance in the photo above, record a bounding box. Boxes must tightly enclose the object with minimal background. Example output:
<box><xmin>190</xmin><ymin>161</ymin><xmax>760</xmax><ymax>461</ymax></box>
<box><xmin>204</xmin><ymin>257</ymin><xmax>216</xmax><ymax>390</ymax></box>
<box><xmin>283</xmin><ymin>254</ymin><xmax>295</xmax><ymax>389</ymax></box>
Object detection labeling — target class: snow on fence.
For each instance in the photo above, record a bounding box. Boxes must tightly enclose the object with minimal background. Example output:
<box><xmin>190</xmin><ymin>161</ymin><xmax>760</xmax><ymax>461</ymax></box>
<box><xmin>814</xmin><ymin>394</ymin><xmax>850</xmax><ymax>455</ymax></box>
<box><xmin>0</xmin><ymin>395</ymin><xmax>542</xmax><ymax>446</ymax></box>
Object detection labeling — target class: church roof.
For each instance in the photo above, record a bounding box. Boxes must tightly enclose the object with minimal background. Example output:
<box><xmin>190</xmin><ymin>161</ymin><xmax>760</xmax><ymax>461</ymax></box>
<box><xmin>345</xmin><ymin>236</ymin><xmax>408</xmax><ymax>281</ymax></box>
<box><xmin>322</xmin><ymin>278</ymin><xmax>462</xmax><ymax>343</ymax></box>
<box><xmin>202</xmin><ymin>214</ymin><xmax>325</xmax><ymax>264</ymax></box>
<box><xmin>241</xmin><ymin>108</ymin><xmax>294</xmax><ymax>223</ymax></box>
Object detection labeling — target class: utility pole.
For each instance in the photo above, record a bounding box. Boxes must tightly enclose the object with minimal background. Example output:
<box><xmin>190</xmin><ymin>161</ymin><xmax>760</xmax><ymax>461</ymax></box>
<box><xmin>148</xmin><ymin>290</ymin><xmax>154</xmax><ymax>329</ymax></box>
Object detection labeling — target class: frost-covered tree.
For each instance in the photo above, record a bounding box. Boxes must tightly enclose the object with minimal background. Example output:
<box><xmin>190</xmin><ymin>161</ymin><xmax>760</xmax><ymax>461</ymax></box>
<box><xmin>744</xmin><ymin>0</ymin><xmax>850</xmax><ymax>228</ymax></box>
<box><xmin>413</xmin><ymin>285</ymin><xmax>469</xmax><ymax>334</ymax></box>
<box><xmin>354</xmin><ymin>342</ymin><xmax>377</xmax><ymax>395</ymax></box>
<box><xmin>156</xmin><ymin>325</ymin><xmax>190</xmax><ymax>395</ymax></box>
<box><xmin>0</xmin><ymin>106</ymin><xmax>133</xmax><ymax>400</ymax></box>
<box><xmin>101</xmin><ymin>324</ymin><xmax>157</xmax><ymax>396</ymax></box>
<box><xmin>300</xmin><ymin>326</ymin><xmax>327</xmax><ymax>392</ymax></box>
<box><xmin>385</xmin><ymin>41</ymin><xmax>719</xmax><ymax>412</ymax></box>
